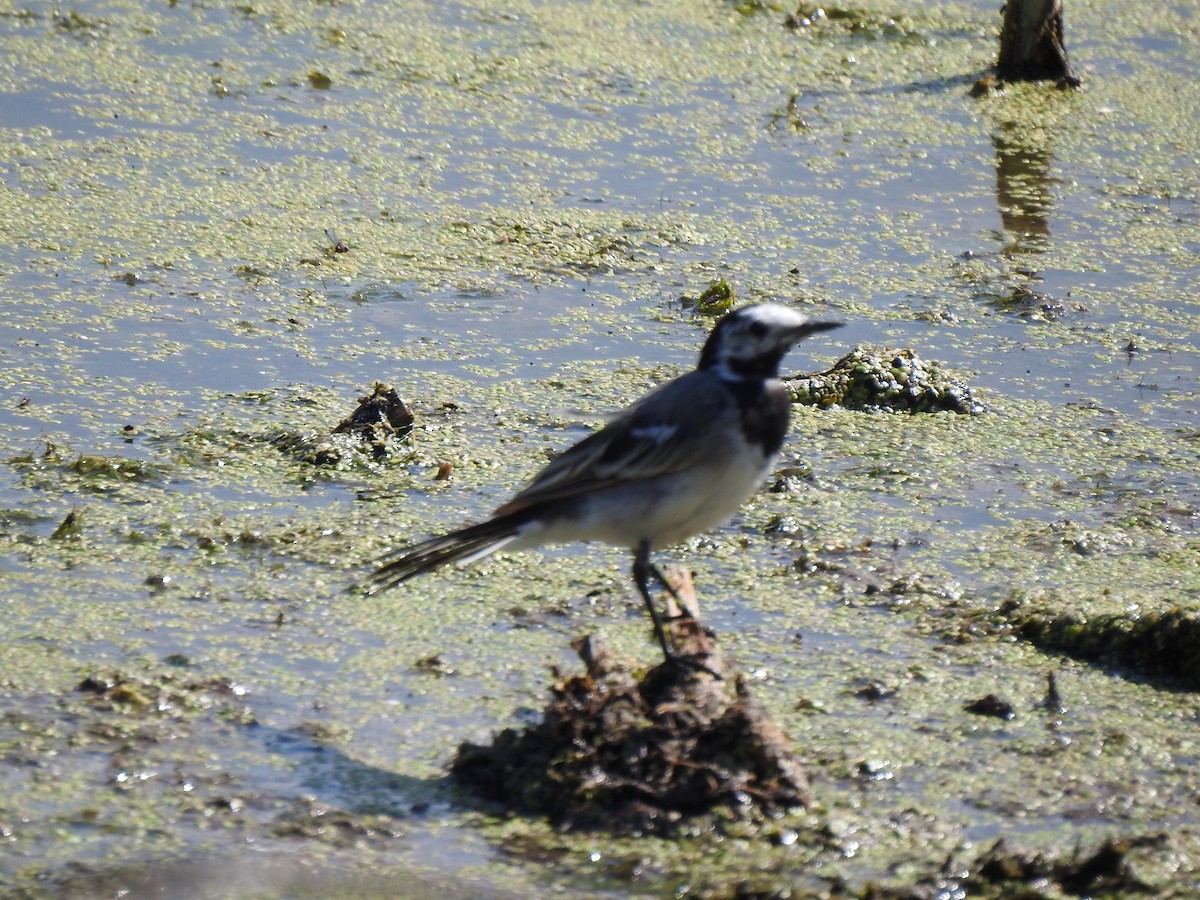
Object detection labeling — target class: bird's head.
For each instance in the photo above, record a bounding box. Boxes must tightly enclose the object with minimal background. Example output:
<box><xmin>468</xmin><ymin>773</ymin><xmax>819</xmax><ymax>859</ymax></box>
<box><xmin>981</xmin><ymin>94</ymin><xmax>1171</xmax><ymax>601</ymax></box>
<box><xmin>699</xmin><ymin>303</ymin><xmax>842</xmax><ymax>381</ymax></box>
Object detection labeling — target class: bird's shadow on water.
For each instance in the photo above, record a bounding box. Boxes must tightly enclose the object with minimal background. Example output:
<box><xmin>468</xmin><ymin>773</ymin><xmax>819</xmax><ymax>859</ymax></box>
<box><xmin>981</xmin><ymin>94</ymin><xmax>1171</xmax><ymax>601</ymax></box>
<box><xmin>249</xmin><ymin>722</ymin><xmax>578</xmax><ymax>891</ymax></box>
<box><xmin>252</xmin><ymin>720</ymin><xmax>471</xmax><ymax>819</ymax></box>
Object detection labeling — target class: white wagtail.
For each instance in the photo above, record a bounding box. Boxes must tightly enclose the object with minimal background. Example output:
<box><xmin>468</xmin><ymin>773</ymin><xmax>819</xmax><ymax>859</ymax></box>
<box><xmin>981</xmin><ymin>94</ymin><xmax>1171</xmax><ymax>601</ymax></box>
<box><xmin>367</xmin><ymin>303</ymin><xmax>842</xmax><ymax>669</ymax></box>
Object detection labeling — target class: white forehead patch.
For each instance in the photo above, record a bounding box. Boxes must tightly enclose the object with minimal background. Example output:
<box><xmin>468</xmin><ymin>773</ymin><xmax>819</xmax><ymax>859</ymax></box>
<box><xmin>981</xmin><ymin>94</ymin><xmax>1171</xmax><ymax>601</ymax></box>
<box><xmin>737</xmin><ymin>302</ymin><xmax>810</xmax><ymax>330</ymax></box>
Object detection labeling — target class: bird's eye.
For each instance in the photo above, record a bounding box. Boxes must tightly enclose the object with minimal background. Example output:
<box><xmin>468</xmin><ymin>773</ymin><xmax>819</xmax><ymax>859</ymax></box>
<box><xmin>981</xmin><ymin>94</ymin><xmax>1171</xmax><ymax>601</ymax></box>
<box><xmin>749</xmin><ymin>321</ymin><xmax>768</xmax><ymax>338</ymax></box>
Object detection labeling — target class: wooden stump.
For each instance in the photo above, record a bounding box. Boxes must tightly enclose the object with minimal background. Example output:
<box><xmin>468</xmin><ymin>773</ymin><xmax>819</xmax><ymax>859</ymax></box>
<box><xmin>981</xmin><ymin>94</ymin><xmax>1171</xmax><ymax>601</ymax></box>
<box><xmin>996</xmin><ymin>0</ymin><xmax>1080</xmax><ymax>86</ymax></box>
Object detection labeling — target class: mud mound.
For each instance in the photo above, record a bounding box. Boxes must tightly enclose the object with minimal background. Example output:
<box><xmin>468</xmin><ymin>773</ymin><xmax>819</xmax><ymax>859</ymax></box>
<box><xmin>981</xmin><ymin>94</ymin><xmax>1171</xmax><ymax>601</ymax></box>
<box><xmin>451</xmin><ymin>616</ymin><xmax>809</xmax><ymax>834</ymax></box>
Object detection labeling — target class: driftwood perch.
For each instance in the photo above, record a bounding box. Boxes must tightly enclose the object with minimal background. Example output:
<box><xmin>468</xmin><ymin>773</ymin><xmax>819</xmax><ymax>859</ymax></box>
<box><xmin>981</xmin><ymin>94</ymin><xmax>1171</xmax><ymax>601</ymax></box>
<box><xmin>451</xmin><ymin>575</ymin><xmax>809</xmax><ymax>833</ymax></box>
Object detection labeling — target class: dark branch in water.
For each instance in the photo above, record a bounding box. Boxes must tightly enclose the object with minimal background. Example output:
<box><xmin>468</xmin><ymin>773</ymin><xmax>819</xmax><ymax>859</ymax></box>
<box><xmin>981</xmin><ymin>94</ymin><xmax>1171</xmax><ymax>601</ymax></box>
<box><xmin>998</xmin><ymin>0</ymin><xmax>1079</xmax><ymax>85</ymax></box>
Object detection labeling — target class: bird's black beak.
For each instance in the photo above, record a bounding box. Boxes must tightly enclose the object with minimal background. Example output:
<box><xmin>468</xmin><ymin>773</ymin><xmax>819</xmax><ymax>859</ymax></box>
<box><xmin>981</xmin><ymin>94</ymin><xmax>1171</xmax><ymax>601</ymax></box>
<box><xmin>794</xmin><ymin>320</ymin><xmax>843</xmax><ymax>340</ymax></box>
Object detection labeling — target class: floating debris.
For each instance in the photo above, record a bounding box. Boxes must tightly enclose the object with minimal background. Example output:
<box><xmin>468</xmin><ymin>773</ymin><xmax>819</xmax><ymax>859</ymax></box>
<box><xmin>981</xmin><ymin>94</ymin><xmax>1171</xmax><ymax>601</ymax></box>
<box><xmin>333</xmin><ymin>383</ymin><xmax>414</xmax><ymax>440</ymax></box>
<box><xmin>964</xmin><ymin>693</ymin><xmax>1016</xmax><ymax>720</ymax></box>
<box><xmin>970</xmin><ymin>835</ymin><xmax>1162</xmax><ymax>897</ymax></box>
<box><xmin>50</xmin><ymin>509</ymin><xmax>83</xmax><ymax>541</ymax></box>
<box><xmin>1043</xmin><ymin>670</ymin><xmax>1065</xmax><ymax>713</ymax></box>
<box><xmin>272</xmin><ymin>383</ymin><xmax>415</xmax><ymax>468</ymax></box>
<box><xmin>871</xmin><ymin>834</ymin><xmax>1166</xmax><ymax>897</ymax></box>
<box><xmin>307</xmin><ymin>70</ymin><xmax>333</xmax><ymax>90</ymax></box>
<box><xmin>986</xmin><ymin>285</ymin><xmax>1079</xmax><ymax>321</ymax></box>
<box><xmin>75</xmin><ymin>670</ymin><xmax>249</xmax><ymax>713</ymax></box>
<box><xmin>784</xmin><ymin>346</ymin><xmax>984</xmax><ymax>414</ymax></box>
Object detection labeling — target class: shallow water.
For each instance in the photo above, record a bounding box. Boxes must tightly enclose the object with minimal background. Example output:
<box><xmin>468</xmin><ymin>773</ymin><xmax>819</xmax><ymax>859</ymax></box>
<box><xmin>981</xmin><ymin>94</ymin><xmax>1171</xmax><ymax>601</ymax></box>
<box><xmin>1</xmin><ymin>0</ymin><xmax>1199</xmax><ymax>895</ymax></box>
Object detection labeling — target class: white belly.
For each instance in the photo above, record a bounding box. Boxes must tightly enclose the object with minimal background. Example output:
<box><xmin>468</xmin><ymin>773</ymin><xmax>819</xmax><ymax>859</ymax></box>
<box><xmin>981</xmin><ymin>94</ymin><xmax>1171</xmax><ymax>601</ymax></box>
<box><xmin>510</xmin><ymin>454</ymin><xmax>773</xmax><ymax>553</ymax></box>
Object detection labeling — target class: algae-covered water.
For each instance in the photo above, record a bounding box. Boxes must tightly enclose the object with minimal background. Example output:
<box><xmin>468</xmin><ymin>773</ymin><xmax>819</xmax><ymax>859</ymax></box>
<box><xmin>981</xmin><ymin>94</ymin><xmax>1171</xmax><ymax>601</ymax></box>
<box><xmin>1</xmin><ymin>0</ymin><xmax>1198</xmax><ymax>896</ymax></box>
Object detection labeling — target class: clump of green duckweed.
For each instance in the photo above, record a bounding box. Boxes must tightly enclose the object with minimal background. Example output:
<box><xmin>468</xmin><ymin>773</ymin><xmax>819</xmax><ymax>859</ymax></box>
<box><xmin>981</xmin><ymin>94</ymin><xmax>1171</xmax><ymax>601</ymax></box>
<box><xmin>983</xmin><ymin>285</ymin><xmax>1081</xmax><ymax>322</ymax></box>
<box><xmin>53</xmin><ymin>8</ymin><xmax>108</xmax><ymax>38</ymax></box>
<box><xmin>728</xmin><ymin>0</ymin><xmax>784</xmax><ymax>16</ymax></box>
<box><xmin>680</xmin><ymin>279</ymin><xmax>736</xmax><ymax>316</ymax></box>
<box><xmin>7</xmin><ymin>446</ymin><xmax>163</xmax><ymax>496</ymax></box>
<box><xmin>784</xmin><ymin>346</ymin><xmax>983</xmax><ymax>413</ymax></box>
<box><xmin>68</xmin><ymin>454</ymin><xmax>156</xmax><ymax>481</ymax></box>
<box><xmin>307</xmin><ymin>70</ymin><xmax>333</xmax><ymax>90</ymax></box>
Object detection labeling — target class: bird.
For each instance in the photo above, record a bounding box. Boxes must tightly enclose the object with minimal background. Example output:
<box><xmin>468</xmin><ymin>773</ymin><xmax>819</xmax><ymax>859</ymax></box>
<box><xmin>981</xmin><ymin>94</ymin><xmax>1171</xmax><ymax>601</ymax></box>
<box><xmin>367</xmin><ymin>303</ymin><xmax>842</xmax><ymax>670</ymax></box>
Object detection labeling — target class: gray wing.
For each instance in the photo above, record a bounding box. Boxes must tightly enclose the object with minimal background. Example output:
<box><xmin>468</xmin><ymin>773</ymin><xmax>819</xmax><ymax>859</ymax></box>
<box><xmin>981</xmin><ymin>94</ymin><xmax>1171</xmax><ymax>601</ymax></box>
<box><xmin>495</xmin><ymin>370</ymin><xmax>731</xmax><ymax>515</ymax></box>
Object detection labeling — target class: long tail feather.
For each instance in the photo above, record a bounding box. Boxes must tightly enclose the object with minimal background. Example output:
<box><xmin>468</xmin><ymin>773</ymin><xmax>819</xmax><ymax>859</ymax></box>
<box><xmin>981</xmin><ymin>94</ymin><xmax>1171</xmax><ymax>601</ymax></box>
<box><xmin>366</xmin><ymin>513</ymin><xmax>528</xmax><ymax>594</ymax></box>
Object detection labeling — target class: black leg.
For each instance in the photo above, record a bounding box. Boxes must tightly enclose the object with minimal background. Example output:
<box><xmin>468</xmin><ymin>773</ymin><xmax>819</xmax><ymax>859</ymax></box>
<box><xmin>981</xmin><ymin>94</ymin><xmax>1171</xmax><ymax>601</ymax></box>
<box><xmin>632</xmin><ymin>539</ymin><xmax>675</xmax><ymax>664</ymax></box>
<box><xmin>632</xmin><ymin>540</ymin><xmax>720</xmax><ymax>679</ymax></box>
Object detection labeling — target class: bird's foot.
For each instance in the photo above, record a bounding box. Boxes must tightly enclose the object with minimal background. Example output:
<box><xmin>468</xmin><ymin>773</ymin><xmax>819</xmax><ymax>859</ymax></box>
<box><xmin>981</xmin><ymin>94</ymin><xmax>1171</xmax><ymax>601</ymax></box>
<box><xmin>664</xmin><ymin>651</ymin><xmax>723</xmax><ymax>681</ymax></box>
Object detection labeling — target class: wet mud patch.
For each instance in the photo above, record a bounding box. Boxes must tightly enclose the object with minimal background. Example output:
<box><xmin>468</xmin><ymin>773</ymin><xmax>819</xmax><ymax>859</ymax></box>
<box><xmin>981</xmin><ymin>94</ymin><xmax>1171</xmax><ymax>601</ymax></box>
<box><xmin>868</xmin><ymin>834</ymin><xmax>1168</xmax><ymax>899</ymax></box>
<box><xmin>451</xmin><ymin>616</ymin><xmax>809</xmax><ymax>834</ymax></box>
<box><xmin>268</xmin><ymin>794</ymin><xmax>405</xmax><ymax>848</ymax></box>
<box><xmin>0</xmin><ymin>658</ymin><xmax>422</xmax><ymax>895</ymax></box>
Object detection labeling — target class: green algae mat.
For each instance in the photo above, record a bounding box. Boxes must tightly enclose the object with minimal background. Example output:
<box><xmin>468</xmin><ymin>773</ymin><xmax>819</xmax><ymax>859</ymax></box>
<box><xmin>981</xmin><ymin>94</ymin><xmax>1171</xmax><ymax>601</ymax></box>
<box><xmin>1</xmin><ymin>0</ymin><xmax>1198</xmax><ymax>895</ymax></box>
